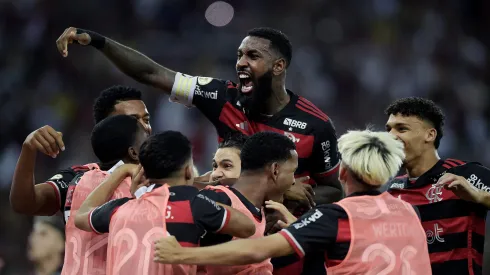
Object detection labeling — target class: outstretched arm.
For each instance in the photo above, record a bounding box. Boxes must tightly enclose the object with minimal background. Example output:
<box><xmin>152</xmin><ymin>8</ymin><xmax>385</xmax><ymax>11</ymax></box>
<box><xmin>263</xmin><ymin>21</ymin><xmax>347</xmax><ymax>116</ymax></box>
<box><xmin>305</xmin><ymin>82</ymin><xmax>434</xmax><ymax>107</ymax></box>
<box><xmin>56</xmin><ymin>27</ymin><xmax>176</xmax><ymax>93</ymax></box>
<box><xmin>154</xmin><ymin>234</ymin><xmax>293</xmax><ymax>266</ymax></box>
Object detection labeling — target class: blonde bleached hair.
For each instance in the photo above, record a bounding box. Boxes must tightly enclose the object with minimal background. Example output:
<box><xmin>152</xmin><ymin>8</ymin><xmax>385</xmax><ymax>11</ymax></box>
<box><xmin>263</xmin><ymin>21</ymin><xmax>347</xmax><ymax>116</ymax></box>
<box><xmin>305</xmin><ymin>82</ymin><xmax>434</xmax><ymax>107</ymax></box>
<box><xmin>338</xmin><ymin>130</ymin><xmax>405</xmax><ymax>187</ymax></box>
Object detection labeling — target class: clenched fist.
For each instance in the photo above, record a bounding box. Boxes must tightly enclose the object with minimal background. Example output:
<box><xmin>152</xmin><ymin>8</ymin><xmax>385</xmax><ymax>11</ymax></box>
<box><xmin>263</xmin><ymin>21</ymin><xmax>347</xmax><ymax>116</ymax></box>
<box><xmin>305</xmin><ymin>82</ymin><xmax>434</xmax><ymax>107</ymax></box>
<box><xmin>24</xmin><ymin>125</ymin><xmax>65</xmax><ymax>158</ymax></box>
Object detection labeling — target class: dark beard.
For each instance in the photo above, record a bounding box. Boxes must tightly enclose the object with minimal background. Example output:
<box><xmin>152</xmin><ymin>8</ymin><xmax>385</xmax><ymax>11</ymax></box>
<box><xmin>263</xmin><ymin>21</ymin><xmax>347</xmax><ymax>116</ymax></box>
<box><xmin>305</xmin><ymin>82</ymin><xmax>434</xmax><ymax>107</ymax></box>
<box><xmin>237</xmin><ymin>70</ymin><xmax>274</xmax><ymax>121</ymax></box>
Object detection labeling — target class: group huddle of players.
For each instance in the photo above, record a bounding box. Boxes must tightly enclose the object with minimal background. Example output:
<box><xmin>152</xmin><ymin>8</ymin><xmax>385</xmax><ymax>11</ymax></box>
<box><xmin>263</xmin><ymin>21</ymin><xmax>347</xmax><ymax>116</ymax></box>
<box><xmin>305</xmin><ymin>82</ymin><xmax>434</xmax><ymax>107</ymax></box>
<box><xmin>9</xmin><ymin>26</ymin><xmax>490</xmax><ymax>275</ymax></box>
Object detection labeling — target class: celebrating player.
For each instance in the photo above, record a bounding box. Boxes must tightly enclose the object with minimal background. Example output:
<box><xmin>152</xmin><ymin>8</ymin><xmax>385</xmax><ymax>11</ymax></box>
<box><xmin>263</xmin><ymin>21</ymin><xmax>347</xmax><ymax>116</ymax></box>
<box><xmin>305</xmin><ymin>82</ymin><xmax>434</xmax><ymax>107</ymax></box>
<box><xmin>10</xmin><ymin>86</ymin><xmax>151</xmax><ymax>221</ymax></box>
<box><xmin>385</xmin><ymin>97</ymin><xmax>490</xmax><ymax>275</ymax></box>
<box><xmin>194</xmin><ymin>131</ymin><xmax>297</xmax><ymax>274</ymax></box>
<box><xmin>55</xmin><ymin>26</ymin><xmax>341</xmax><ymax>208</ymax></box>
<box><xmin>153</xmin><ymin>130</ymin><xmax>432</xmax><ymax>275</ymax></box>
<box><xmin>62</xmin><ymin>115</ymin><xmax>148</xmax><ymax>275</ymax></box>
<box><xmin>75</xmin><ymin>131</ymin><xmax>256</xmax><ymax>275</ymax></box>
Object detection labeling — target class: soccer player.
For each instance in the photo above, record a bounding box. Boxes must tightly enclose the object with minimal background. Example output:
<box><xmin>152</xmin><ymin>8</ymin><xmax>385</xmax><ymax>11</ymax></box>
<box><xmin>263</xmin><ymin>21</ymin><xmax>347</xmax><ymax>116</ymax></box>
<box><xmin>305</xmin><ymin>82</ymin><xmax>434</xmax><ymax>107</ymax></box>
<box><xmin>56</xmin><ymin>26</ymin><xmax>341</xmax><ymax>207</ymax></box>
<box><xmin>194</xmin><ymin>131</ymin><xmax>298</xmax><ymax>274</ymax></box>
<box><xmin>10</xmin><ymin>86</ymin><xmax>151</xmax><ymax>222</ymax></box>
<box><xmin>75</xmin><ymin>131</ymin><xmax>256</xmax><ymax>275</ymax></box>
<box><xmin>28</xmin><ymin>217</ymin><xmax>65</xmax><ymax>275</ymax></box>
<box><xmin>210</xmin><ymin>132</ymin><xmax>248</xmax><ymax>182</ymax></box>
<box><xmin>384</xmin><ymin>97</ymin><xmax>490</xmax><ymax>275</ymax></box>
<box><xmin>62</xmin><ymin>115</ymin><xmax>149</xmax><ymax>275</ymax></box>
<box><xmin>153</xmin><ymin>130</ymin><xmax>432</xmax><ymax>274</ymax></box>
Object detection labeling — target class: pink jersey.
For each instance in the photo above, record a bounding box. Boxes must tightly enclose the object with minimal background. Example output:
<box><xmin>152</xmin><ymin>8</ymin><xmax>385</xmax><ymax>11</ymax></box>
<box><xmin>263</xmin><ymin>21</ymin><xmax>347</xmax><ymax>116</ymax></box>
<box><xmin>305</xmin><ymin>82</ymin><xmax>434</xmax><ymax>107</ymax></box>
<box><xmin>204</xmin><ymin>185</ymin><xmax>273</xmax><ymax>275</ymax></box>
<box><xmin>106</xmin><ymin>184</ymin><xmax>194</xmax><ymax>275</ymax></box>
<box><xmin>328</xmin><ymin>192</ymin><xmax>431</xmax><ymax>275</ymax></box>
<box><xmin>62</xmin><ymin>166</ymin><xmax>131</xmax><ymax>275</ymax></box>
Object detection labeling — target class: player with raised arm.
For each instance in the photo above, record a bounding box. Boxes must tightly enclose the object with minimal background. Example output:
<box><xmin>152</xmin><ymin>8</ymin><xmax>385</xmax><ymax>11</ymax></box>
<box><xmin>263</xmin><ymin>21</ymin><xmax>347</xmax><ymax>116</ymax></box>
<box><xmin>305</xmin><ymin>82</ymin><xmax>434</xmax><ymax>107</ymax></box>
<box><xmin>153</xmin><ymin>130</ymin><xmax>432</xmax><ymax>275</ymax></box>
<box><xmin>55</xmin><ymin>26</ymin><xmax>338</xmax><ymax>209</ymax></box>
<box><xmin>10</xmin><ymin>86</ymin><xmax>151</xmax><ymax>221</ymax></box>
<box><xmin>75</xmin><ymin>131</ymin><xmax>256</xmax><ymax>275</ymax></box>
<box><xmin>384</xmin><ymin>97</ymin><xmax>490</xmax><ymax>275</ymax></box>
<box><xmin>62</xmin><ymin>115</ymin><xmax>149</xmax><ymax>275</ymax></box>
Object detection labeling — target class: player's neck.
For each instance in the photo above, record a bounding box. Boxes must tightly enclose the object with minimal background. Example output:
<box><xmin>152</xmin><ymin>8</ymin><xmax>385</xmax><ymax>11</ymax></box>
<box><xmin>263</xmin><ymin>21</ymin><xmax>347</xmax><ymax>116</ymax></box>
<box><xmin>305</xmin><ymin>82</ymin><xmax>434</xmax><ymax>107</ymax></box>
<box><xmin>232</xmin><ymin>174</ymin><xmax>268</xmax><ymax>208</ymax></box>
<box><xmin>35</xmin><ymin>254</ymin><xmax>61</xmax><ymax>275</ymax></box>
<box><xmin>264</xmin><ymin>83</ymin><xmax>289</xmax><ymax>115</ymax></box>
<box><xmin>151</xmin><ymin>178</ymin><xmax>187</xmax><ymax>187</ymax></box>
<box><xmin>405</xmin><ymin>150</ymin><xmax>440</xmax><ymax>178</ymax></box>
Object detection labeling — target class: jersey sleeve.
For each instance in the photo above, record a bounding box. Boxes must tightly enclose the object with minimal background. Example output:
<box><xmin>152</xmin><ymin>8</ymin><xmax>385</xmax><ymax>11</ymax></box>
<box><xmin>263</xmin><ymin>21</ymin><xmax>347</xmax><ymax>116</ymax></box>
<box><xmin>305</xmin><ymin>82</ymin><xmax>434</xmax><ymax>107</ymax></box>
<box><xmin>169</xmin><ymin>73</ymin><xmax>234</xmax><ymax>127</ymax></box>
<box><xmin>89</xmin><ymin>198</ymin><xmax>131</xmax><ymax>234</ymax></box>
<box><xmin>190</xmin><ymin>189</ymin><xmax>231</xmax><ymax>233</ymax></box>
<box><xmin>279</xmin><ymin>205</ymin><xmax>340</xmax><ymax>258</ymax></box>
<box><xmin>458</xmin><ymin>163</ymin><xmax>490</xmax><ymax>194</ymax></box>
<box><xmin>308</xmin><ymin>119</ymin><xmax>341</xmax><ymax>176</ymax></box>
<box><xmin>42</xmin><ymin>167</ymin><xmax>80</xmax><ymax>213</ymax></box>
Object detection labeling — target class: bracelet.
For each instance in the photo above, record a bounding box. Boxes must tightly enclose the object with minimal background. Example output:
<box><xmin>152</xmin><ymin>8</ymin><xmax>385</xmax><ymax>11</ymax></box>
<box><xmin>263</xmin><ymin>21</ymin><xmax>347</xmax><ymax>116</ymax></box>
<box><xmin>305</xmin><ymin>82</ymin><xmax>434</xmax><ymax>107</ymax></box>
<box><xmin>76</xmin><ymin>28</ymin><xmax>106</xmax><ymax>49</ymax></box>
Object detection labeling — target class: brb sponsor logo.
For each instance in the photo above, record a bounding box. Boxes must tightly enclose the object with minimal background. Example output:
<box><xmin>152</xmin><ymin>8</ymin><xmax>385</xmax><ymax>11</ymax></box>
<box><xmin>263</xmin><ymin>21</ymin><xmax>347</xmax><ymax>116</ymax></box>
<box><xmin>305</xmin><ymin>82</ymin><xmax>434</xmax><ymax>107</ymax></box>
<box><xmin>194</xmin><ymin>85</ymin><xmax>217</xmax><ymax>100</ymax></box>
<box><xmin>425</xmin><ymin>184</ymin><xmax>443</xmax><ymax>203</ymax></box>
<box><xmin>283</xmin><ymin>118</ymin><xmax>307</xmax><ymax>129</ymax></box>
<box><xmin>467</xmin><ymin>174</ymin><xmax>490</xmax><ymax>192</ymax></box>
<box><xmin>321</xmin><ymin>141</ymin><xmax>332</xmax><ymax>170</ymax></box>
<box><xmin>426</xmin><ymin>223</ymin><xmax>445</xmax><ymax>244</ymax></box>
<box><xmin>293</xmin><ymin>209</ymin><xmax>323</xmax><ymax>229</ymax></box>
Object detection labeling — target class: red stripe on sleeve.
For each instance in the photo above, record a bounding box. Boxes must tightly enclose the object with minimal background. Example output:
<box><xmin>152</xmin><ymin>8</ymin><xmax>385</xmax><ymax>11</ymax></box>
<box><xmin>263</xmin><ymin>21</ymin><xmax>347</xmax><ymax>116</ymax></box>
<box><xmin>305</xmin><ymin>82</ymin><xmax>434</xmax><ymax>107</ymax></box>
<box><xmin>45</xmin><ymin>181</ymin><xmax>61</xmax><ymax>209</ymax></box>
<box><xmin>336</xmin><ymin>218</ymin><xmax>351</xmax><ymax>243</ymax></box>
<box><xmin>298</xmin><ymin>98</ymin><xmax>330</xmax><ymax>120</ymax></box>
<box><xmin>447</xmin><ymin>158</ymin><xmax>466</xmax><ymax>165</ymax></box>
<box><xmin>278</xmin><ymin>230</ymin><xmax>306</xmax><ymax>258</ymax></box>
<box><xmin>295</xmin><ymin>104</ymin><xmax>328</xmax><ymax>122</ymax></box>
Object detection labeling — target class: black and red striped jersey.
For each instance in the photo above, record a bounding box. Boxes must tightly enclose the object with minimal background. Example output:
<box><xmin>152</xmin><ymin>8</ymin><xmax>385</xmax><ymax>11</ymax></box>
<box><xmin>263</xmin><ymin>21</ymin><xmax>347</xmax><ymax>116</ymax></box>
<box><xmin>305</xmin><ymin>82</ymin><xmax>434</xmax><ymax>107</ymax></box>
<box><xmin>170</xmin><ymin>76</ymin><xmax>341</xmax><ymax>182</ymax></box>
<box><xmin>42</xmin><ymin>164</ymin><xmax>96</xmax><ymax>221</ymax></box>
<box><xmin>89</xmin><ymin>185</ymin><xmax>230</xmax><ymax>247</ymax></box>
<box><xmin>387</xmin><ymin>159</ymin><xmax>490</xmax><ymax>275</ymax></box>
<box><xmin>277</xmin><ymin>190</ymin><xmax>421</xmax><ymax>275</ymax></box>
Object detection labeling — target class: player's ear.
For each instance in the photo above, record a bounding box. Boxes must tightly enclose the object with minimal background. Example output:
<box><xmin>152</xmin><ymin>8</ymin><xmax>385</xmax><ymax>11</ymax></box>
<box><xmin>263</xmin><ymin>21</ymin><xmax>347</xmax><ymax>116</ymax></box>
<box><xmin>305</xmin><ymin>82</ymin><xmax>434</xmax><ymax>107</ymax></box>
<box><xmin>426</xmin><ymin>128</ymin><xmax>437</xmax><ymax>144</ymax></box>
<box><xmin>269</xmin><ymin>162</ymin><xmax>280</xmax><ymax>183</ymax></box>
<box><xmin>273</xmin><ymin>58</ymin><xmax>286</xmax><ymax>76</ymax></box>
<box><xmin>184</xmin><ymin>164</ymin><xmax>193</xmax><ymax>181</ymax></box>
<box><xmin>128</xmin><ymin>147</ymin><xmax>139</xmax><ymax>162</ymax></box>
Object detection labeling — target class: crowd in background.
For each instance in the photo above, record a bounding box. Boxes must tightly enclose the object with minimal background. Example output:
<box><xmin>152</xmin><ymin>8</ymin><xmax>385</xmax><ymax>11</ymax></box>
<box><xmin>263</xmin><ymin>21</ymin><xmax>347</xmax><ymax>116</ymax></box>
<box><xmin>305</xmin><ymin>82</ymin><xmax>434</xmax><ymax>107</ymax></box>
<box><xmin>0</xmin><ymin>0</ymin><xmax>489</xmax><ymax>273</ymax></box>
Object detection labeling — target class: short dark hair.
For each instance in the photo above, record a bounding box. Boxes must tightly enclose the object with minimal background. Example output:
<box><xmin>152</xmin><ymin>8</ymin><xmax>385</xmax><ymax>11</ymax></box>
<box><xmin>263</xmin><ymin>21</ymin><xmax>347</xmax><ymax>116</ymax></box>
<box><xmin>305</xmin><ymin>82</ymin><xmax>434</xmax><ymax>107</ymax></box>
<box><xmin>241</xmin><ymin>131</ymin><xmax>296</xmax><ymax>171</ymax></box>
<box><xmin>247</xmin><ymin>27</ymin><xmax>292</xmax><ymax>68</ymax></box>
<box><xmin>93</xmin><ymin>85</ymin><xmax>142</xmax><ymax>124</ymax></box>
<box><xmin>385</xmin><ymin>97</ymin><xmax>445</xmax><ymax>148</ymax></box>
<box><xmin>138</xmin><ymin>131</ymin><xmax>192</xmax><ymax>179</ymax></box>
<box><xmin>91</xmin><ymin>115</ymin><xmax>140</xmax><ymax>163</ymax></box>
<box><xmin>218</xmin><ymin>132</ymin><xmax>248</xmax><ymax>151</ymax></box>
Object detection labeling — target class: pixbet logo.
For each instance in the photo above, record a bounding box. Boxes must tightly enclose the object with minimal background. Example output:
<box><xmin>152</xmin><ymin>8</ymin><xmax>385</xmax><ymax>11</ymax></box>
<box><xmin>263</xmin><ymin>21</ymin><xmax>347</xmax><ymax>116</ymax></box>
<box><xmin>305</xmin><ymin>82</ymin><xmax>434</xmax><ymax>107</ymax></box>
<box><xmin>426</xmin><ymin>223</ymin><xmax>445</xmax><ymax>244</ymax></box>
<box><xmin>283</xmin><ymin>118</ymin><xmax>307</xmax><ymax>129</ymax></box>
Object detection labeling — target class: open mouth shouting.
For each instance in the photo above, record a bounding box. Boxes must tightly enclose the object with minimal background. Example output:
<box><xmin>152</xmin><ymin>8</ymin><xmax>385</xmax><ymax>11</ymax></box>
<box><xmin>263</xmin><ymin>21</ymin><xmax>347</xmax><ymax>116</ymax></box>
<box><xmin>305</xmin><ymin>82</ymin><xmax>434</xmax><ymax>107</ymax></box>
<box><xmin>238</xmin><ymin>71</ymin><xmax>253</xmax><ymax>94</ymax></box>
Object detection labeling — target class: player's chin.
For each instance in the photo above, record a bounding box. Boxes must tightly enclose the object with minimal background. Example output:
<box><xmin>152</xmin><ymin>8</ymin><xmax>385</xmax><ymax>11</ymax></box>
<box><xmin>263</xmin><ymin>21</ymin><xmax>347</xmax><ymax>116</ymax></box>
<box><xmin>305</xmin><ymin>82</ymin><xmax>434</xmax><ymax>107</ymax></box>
<box><xmin>237</xmin><ymin>83</ymin><xmax>254</xmax><ymax>95</ymax></box>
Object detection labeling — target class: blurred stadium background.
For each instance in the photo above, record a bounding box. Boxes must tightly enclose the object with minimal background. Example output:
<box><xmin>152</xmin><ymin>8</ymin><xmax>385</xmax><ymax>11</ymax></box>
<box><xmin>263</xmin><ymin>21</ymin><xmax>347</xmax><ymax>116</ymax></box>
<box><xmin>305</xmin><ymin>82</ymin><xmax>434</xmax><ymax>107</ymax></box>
<box><xmin>0</xmin><ymin>0</ymin><xmax>489</xmax><ymax>273</ymax></box>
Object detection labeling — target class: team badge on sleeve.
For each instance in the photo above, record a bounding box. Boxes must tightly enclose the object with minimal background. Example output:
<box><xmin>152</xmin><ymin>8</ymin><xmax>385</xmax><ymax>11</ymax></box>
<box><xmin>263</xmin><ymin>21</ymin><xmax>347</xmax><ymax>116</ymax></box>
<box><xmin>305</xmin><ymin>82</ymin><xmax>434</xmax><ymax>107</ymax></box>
<box><xmin>198</xmin><ymin>77</ymin><xmax>213</xmax><ymax>85</ymax></box>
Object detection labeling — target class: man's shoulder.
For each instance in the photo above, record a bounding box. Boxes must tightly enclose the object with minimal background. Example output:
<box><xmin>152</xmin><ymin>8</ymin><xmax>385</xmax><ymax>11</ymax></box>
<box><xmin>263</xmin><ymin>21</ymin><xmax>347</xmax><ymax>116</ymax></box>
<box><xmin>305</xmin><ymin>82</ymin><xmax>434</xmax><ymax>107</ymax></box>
<box><xmin>292</xmin><ymin>95</ymin><xmax>331</xmax><ymax>125</ymax></box>
<box><xmin>169</xmin><ymin>185</ymin><xmax>200</xmax><ymax>202</ymax></box>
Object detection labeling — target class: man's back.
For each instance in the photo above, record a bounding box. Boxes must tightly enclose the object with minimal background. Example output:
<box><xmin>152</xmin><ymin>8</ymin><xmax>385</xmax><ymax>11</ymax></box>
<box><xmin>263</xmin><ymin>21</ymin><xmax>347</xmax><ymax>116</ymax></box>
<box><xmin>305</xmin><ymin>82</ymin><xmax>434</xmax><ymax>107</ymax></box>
<box><xmin>388</xmin><ymin>159</ymin><xmax>490</xmax><ymax>275</ymax></box>
<box><xmin>330</xmin><ymin>192</ymin><xmax>431</xmax><ymax>274</ymax></box>
<box><xmin>62</xmin><ymin>166</ymin><xmax>131</xmax><ymax>275</ymax></box>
